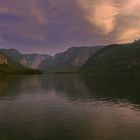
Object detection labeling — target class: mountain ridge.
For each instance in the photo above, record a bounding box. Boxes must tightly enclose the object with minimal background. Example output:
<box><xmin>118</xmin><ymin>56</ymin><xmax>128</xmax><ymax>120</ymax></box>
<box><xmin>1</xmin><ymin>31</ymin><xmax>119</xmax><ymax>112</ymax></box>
<box><xmin>0</xmin><ymin>51</ymin><xmax>42</xmax><ymax>74</ymax></box>
<box><xmin>81</xmin><ymin>40</ymin><xmax>140</xmax><ymax>74</ymax></box>
<box><xmin>39</xmin><ymin>46</ymin><xmax>104</xmax><ymax>72</ymax></box>
<box><xmin>0</xmin><ymin>48</ymin><xmax>52</xmax><ymax>69</ymax></box>
<box><xmin>1</xmin><ymin>40</ymin><xmax>140</xmax><ymax>74</ymax></box>
<box><xmin>0</xmin><ymin>46</ymin><xmax>104</xmax><ymax>72</ymax></box>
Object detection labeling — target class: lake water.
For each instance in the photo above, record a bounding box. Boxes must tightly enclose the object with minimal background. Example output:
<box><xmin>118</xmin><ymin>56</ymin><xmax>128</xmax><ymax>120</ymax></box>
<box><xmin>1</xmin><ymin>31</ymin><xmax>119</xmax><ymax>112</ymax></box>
<box><xmin>0</xmin><ymin>74</ymin><xmax>140</xmax><ymax>140</ymax></box>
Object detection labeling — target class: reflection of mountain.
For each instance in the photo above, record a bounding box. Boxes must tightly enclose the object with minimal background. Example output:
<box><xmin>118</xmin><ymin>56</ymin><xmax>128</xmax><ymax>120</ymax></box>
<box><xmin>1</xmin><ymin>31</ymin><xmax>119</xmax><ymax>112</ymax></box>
<box><xmin>39</xmin><ymin>75</ymin><xmax>91</xmax><ymax>98</ymax></box>
<box><xmin>0</xmin><ymin>78</ymin><xmax>7</xmax><ymax>93</ymax></box>
<box><xmin>1</xmin><ymin>75</ymin><xmax>140</xmax><ymax>105</ymax></box>
<box><xmin>82</xmin><ymin>75</ymin><xmax>140</xmax><ymax>104</ymax></box>
<box><xmin>0</xmin><ymin>75</ymin><xmax>91</xmax><ymax>99</ymax></box>
<box><xmin>0</xmin><ymin>76</ymin><xmax>140</xmax><ymax>140</ymax></box>
<box><xmin>0</xmin><ymin>76</ymin><xmax>42</xmax><ymax>97</ymax></box>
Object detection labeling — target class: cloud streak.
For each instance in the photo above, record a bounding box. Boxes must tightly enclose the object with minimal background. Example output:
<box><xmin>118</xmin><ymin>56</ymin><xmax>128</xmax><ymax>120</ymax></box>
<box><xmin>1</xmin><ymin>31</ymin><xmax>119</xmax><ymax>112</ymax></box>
<box><xmin>78</xmin><ymin>0</ymin><xmax>140</xmax><ymax>43</ymax></box>
<box><xmin>78</xmin><ymin>0</ymin><xmax>118</xmax><ymax>34</ymax></box>
<box><xmin>0</xmin><ymin>0</ymin><xmax>46</xmax><ymax>37</ymax></box>
<box><xmin>0</xmin><ymin>0</ymin><xmax>140</xmax><ymax>54</ymax></box>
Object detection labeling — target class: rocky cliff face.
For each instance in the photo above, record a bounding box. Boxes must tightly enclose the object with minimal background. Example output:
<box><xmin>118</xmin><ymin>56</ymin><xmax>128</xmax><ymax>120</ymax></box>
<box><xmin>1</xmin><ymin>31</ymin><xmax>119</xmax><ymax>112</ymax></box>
<box><xmin>40</xmin><ymin>46</ymin><xmax>104</xmax><ymax>72</ymax></box>
<box><xmin>0</xmin><ymin>49</ymin><xmax>52</xmax><ymax>69</ymax></box>
<box><xmin>0</xmin><ymin>46</ymin><xmax>104</xmax><ymax>72</ymax></box>
<box><xmin>19</xmin><ymin>54</ymin><xmax>52</xmax><ymax>69</ymax></box>
<box><xmin>0</xmin><ymin>53</ymin><xmax>8</xmax><ymax>64</ymax></box>
<box><xmin>0</xmin><ymin>52</ymin><xmax>42</xmax><ymax>74</ymax></box>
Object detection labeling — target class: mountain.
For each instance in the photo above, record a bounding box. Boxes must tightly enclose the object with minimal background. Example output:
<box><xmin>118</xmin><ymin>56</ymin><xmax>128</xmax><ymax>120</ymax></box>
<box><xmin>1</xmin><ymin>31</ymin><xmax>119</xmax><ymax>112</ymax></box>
<box><xmin>0</xmin><ymin>48</ymin><xmax>52</xmax><ymax>69</ymax></box>
<box><xmin>81</xmin><ymin>40</ymin><xmax>140</xmax><ymax>74</ymax></box>
<box><xmin>0</xmin><ymin>51</ymin><xmax>42</xmax><ymax>74</ymax></box>
<box><xmin>0</xmin><ymin>46</ymin><xmax>104</xmax><ymax>72</ymax></box>
<box><xmin>0</xmin><ymin>53</ymin><xmax>8</xmax><ymax>65</ymax></box>
<box><xmin>40</xmin><ymin>46</ymin><xmax>104</xmax><ymax>72</ymax></box>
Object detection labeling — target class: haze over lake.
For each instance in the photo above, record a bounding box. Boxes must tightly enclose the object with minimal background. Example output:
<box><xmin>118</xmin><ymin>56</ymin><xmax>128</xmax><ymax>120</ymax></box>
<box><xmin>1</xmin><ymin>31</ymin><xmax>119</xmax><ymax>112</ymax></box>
<box><xmin>0</xmin><ymin>75</ymin><xmax>140</xmax><ymax>140</ymax></box>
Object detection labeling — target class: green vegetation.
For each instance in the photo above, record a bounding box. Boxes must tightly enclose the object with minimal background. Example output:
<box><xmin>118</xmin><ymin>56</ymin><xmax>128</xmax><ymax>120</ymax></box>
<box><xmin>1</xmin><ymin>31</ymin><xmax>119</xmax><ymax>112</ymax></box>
<box><xmin>0</xmin><ymin>52</ymin><xmax>43</xmax><ymax>75</ymax></box>
<box><xmin>81</xmin><ymin>41</ymin><xmax>140</xmax><ymax>75</ymax></box>
<box><xmin>2</xmin><ymin>40</ymin><xmax>140</xmax><ymax>75</ymax></box>
<box><xmin>0</xmin><ymin>64</ymin><xmax>43</xmax><ymax>74</ymax></box>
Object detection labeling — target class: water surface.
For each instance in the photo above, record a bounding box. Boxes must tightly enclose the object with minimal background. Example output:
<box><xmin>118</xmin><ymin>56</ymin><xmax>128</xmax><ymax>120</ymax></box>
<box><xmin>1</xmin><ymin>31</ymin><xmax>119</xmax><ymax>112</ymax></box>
<box><xmin>0</xmin><ymin>74</ymin><xmax>140</xmax><ymax>140</ymax></box>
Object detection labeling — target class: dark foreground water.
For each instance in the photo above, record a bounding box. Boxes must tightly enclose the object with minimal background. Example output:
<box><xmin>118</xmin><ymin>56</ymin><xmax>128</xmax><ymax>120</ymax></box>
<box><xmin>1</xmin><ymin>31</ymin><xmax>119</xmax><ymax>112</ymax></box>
<box><xmin>0</xmin><ymin>74</ymin><xmax>140</xmax><ymax>140</ymax></box>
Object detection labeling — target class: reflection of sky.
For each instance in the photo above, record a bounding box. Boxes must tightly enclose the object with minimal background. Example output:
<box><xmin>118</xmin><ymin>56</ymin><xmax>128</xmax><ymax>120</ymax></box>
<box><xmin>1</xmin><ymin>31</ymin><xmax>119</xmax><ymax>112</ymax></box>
<box><xmin>0</xmin><ymin>0</ymin><xmax>140</xmax><ymax>54</ymax></box>
<box><xmin>0</xmin><ymin>76</ymin><xmax>140</xmax><ymax>139</ymax></box>
<box><xmin>0</xmin><ymin>75</ymin><xmax>140</xmax><ymax>139</ymax></box>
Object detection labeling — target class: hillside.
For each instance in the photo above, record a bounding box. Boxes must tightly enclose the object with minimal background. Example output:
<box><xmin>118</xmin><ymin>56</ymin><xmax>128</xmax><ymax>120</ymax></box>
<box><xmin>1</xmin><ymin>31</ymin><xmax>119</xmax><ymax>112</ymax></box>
<box><xmin>0</xmin><ymin>46</ymin><xmax>104</xmax><ymax>73</ymax></box>
<box><xmin>0</xmin><ymin>48</ymin><xmax>52</xmax><ymax>69</ymax></box>
<box><xmin>81</xmin><ymin>40</ymin><xmax>140</xmax><ymax>74</ymax></box>
<box><xmin>0</xmin><ymin>52</ymin><xmax>42</xmax><ymax>74</ymax></box>
<box><xmin>40</xmin><ymin>46</ymin><xmax>104</xmax><ymax>72</ymax></box>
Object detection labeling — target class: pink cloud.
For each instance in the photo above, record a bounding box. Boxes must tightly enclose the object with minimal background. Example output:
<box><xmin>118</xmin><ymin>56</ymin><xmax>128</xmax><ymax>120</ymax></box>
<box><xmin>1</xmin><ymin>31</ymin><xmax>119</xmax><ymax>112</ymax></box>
<box><xmin>78</xmin><ymin>0</ymin><xmax>140</xmax><ymax>42</ymax></box>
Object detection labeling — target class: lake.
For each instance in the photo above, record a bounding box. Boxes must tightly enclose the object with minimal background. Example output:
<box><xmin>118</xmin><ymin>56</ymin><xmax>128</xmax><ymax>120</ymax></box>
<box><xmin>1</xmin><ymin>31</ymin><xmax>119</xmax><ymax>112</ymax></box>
<box><xmin>0</xmin><ymin>74</ymin><xmax>140</xmax><ymax>140</ymax></box>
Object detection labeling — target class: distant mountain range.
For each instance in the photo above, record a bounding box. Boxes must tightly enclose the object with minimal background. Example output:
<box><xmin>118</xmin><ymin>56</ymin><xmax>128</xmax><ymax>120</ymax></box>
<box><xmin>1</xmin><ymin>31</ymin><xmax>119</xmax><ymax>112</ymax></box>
<box><xmin>0</xmin><ymin>48</ymin><xmax>52</xmax><ymax>69</ymax></box>
<box><xmin>0</xmin><ymin>51</ymin><xmax>42</xmax><ymax>74</ymax></box>
<box><xmin>0</xmin><ymin>46</ymin><xmax>104</xmax><ymax>73</ymax></box>
<box><xmin>40</xmin><ymin>46</ymin><xmax>104</xmax><ymax>72</ymax></box>
<box><xmin>81</xmin><ymin>40</ymin><xmax>140</xmax><ymax>74</ymax></box>
<box><xmin>1</xmin><ymin>39</ymin><xmax>140</xmax><ymax>75</ymax></box>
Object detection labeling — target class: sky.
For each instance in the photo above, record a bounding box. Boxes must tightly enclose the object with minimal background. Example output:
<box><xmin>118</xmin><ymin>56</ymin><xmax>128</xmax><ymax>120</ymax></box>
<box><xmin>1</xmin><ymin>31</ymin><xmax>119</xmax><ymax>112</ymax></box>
<box><xmin>0</xmin><ymin>0</ymin><xmax>140</xmax><ymax>55</ymax></box>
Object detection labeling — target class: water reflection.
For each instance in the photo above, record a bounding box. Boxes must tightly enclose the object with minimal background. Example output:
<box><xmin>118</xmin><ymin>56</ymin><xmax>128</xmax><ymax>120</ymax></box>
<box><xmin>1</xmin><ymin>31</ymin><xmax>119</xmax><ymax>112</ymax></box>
<box><xmin>1</xmin><ymin>74</ymin><xmax>140</xmax><ymax>104</ymax></box>
<box><xmin>0</xmin><ymin>75</ymin><xmax>140</xmax><ymax>140</ymax></box>
<box><xmin>82</xmin><ymin>75</ymin><xmax>140</xmax><ymax>104</ymax></box>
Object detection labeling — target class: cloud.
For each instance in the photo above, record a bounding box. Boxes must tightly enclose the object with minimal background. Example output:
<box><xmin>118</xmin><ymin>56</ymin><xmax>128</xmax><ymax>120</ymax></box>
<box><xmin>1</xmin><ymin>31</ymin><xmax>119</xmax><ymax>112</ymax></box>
<box><xmin>29</xmin><ymin>0</ymin><xmax>46</xmax><ymax>25</ymax></box>
<box><xmin>0</xmin><ymin>0</ymin><xmax>47</xmax><ymax>43</ymax></box>
<box><xmin>116</xmin><ymin>0</ymin><xmax>140</xmax><ymax>43</ymax></box>
<box><xmin>0</xmin><ymin>0</ymin><xmax>140</xmax><ymax>54</ymax></box>
<box><xmin>0</xmin><ymin>7</ymin><xmax>8</xmax><ymax>13</ymax></box>
<box><xmin>0</xmin><ymin>0</ymin><xmax>46</xmax><ymax>25</ymax></box>
<box><xmin>117</xmin><ymin>29</ymin><xmax>140</xmax><ymax>43</ymax></box>
<box><xmin>78</xmin><ymin>0</ymin><xmax>119</xmax><ymax>34</ymax></box>
<box><xmin>78</xmin><ymin>0</ymin><xmax>140</xmax><ymax>42</ymax></box>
